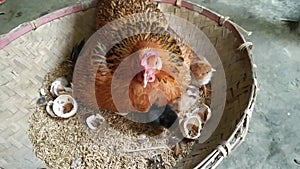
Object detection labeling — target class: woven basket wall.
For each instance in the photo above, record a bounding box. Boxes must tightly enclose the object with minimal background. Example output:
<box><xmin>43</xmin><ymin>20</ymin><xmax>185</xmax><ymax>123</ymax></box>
<box><xmin>0</xmin><ymin>0</ymin><xmax>257</xmax><ymax>168</ymax></box>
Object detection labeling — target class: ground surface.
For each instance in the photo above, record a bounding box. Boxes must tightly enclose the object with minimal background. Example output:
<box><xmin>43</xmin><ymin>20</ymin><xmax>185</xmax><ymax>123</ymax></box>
<box><xmin>0</xmin><ymin>0</ymin><xmax>300</xmax><ymax>169</ymax></box>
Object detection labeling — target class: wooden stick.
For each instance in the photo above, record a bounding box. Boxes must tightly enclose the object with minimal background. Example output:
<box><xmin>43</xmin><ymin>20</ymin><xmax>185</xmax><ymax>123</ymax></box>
<box><xmin>125</xmin><ymin>146</ymin><xmax>170</xmax><ymax>153</ymax></box>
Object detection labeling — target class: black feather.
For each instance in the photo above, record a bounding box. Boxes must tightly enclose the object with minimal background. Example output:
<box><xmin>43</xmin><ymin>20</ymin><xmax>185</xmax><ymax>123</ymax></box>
<box><xmin>281</xmin><ymin>18</ymin><xmax>300</xmax><ymax>32</ymax></box>
<box><xmin>71</xmin><ymin>39</ymin><xmax>85</xmax><ymax>70</ymax></box>
<box><xmin>127</xmin><ymin>104</ymin><xmax>179</xmax><ymax>129</ymax></box>
<box><xmin>147</xmin><ymin>104</ymin><xmax>179</xmax><ymax>129</ymax></box>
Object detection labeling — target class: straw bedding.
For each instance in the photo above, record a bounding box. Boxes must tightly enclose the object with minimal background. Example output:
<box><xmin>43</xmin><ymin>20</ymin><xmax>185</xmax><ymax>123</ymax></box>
<box><xmin>28</xmin><ymin>51</ymin><xmax>210</xmax><ymax>168</ymax></box>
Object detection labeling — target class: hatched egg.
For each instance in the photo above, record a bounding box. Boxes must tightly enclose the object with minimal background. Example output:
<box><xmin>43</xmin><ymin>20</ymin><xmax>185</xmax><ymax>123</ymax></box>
<box><xmin>46</xmin><ymin>101</ymin><xmax>57</xmax><ymax>117</ymax></box>
<box><xmin>52</xmin><ymin>94</ymin><xmax>78</xmax><ymax>118</ymax></box>
<box><xmin>196</xmin><ymin>104</ymin><xmax>212</xmax><ymax>123</ymax></box>
<box><xmin>86</xmin><ymin>114</ymin><xmax>105</xmax><ymax>130</ymax></box>
<box><xmin>50</xmin><ymin>77</ymin><xmax>71</xmax><ymax>97</ymax></box>
<box><xmin>179</xmin><ymin>115</ymin><xmax>202</xmax><ymax>139</ymax></box>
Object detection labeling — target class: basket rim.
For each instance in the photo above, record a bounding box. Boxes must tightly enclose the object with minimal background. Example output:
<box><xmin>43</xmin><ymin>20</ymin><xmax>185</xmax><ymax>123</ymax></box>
<box><xmin>0</xmin><ymin>0</ymin><xmax>98</xmax><ymax>49</ymax></box>
<box><xmin>0</xmin><ymin>1</ymin><xmax>258</xmax><ymax>168</ymax></box>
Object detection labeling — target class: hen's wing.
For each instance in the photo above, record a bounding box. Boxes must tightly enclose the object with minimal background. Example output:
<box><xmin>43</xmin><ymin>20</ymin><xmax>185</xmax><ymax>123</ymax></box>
<box><xmin>72</xmin><ymin>43</ymin><xmax>114</xmax><ymax>110</ymax></box>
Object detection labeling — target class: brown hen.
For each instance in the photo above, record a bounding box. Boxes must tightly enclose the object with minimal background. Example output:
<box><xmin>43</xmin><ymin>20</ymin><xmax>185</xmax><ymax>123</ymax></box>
<box><xmin>73</xmin><ymin>0</ymin><xmax>213</xmax><ymax>116</ymax></box>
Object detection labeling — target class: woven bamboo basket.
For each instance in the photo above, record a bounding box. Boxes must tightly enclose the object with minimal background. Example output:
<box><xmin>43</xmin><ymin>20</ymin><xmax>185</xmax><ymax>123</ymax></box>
<box><xmin>0</xmin><ymin>0</ymin><xmax>257</xmax><ymax>168</ymax></box>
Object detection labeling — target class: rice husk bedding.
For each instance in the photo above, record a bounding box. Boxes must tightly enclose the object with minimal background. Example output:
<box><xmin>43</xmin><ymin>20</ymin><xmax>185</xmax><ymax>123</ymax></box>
<box><xmin>28</xmin><ymin>45</ymin><xmax>212</xmax><ymax>168</ymax></box>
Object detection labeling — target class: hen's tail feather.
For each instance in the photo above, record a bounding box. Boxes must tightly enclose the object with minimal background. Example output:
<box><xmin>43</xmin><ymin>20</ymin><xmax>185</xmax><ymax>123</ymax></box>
<box><xmin>71</xmin><ymin>39</ymin><xmax>85</xmax><ymax>70</ymax></box>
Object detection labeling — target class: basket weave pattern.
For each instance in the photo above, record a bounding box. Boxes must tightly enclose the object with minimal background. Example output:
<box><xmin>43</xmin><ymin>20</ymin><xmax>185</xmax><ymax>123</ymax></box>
<box><xmin>0</xmin><ymin>9</ymin><xmax>96</xmax><ymax>168</ymax></box>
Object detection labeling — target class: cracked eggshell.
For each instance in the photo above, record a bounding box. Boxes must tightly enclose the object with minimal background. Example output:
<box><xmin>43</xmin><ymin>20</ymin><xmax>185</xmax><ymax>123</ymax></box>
<box><xmin>58</xmin><ymin>86</ymin><xmax>73</xmax><ymax>96</ymax></box>
<box><xmin>50</xmin><ymin>77</ymin><xmax>70</xmax><ymax>96</ymax></box>
<box><xmin>52</xmin><ymin>94</ymin><xmax>78</xmax><ymax>118</ymax></box>
<box><xmin>46</xmin><ymin>101</ymin><xmax>57</xmax><ymax>117</ymax></box>
<box><xmin>50</xmin><ymin>82</ymin><xmax>64</xmax><ymax>96</ymax></box>
<box><xmin>179</xmin><ymin>115</ymin><xmax>202</xmax><ymax>139</ymax></box>
<box><xmin>86</xmin><ymin>114</ymin><xmax>105</xmax><ymax>130</ymax></box>
<box><xmin>196</xmin><ymin>104</ymin><xmax>212</xmax><ymax>123</ymax></box>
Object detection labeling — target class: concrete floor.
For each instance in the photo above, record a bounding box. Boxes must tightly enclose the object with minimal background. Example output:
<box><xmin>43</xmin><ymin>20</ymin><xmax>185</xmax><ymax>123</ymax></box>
<box><xmin>0</xmin><ymin>0</ymin><xmax>300</xmax><ymax>169</ymax></box>
<box><xmin>194</xmin><ymin>1</ymin><xmax>300</xmax><ymax>169</ymax></box>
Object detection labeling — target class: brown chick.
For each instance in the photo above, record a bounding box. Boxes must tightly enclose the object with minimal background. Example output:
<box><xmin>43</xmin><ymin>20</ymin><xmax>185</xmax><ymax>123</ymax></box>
<box><xmin>190</xmin><ymin>57</ymin><xmax>215</xmax><ymax>95</ymax></box>
<box><xmin>190</xmin><ymin>57</ymin><xmax>215</xmax><ymax>86</ymax></box>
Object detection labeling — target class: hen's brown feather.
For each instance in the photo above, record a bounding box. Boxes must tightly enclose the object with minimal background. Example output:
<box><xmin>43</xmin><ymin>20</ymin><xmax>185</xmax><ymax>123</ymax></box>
<box><xmin>96</xmin><ymin>0</ymin><xmax>160</xmax><ymax>29</ymax></box>
<box><xmin>129</xmin><ymin>70</ymin><xmax>181</xmax><ymax>112</ymax></box>
<box><xmin>74</xmin><ymin>0</ymin><xmax>202</xmax><ymax>114</ymax></box>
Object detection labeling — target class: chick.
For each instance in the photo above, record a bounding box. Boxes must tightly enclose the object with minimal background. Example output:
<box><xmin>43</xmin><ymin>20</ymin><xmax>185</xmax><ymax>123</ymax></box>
<box><xmin>190</xmin><ymin>57</ymin><xmax>215</xmax><ymax>96</ymax></box>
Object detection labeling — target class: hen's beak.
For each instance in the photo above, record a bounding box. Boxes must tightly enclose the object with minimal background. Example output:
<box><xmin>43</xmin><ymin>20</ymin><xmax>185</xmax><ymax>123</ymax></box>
<box><xmin>143</xmin><ymin>72</ymin><xmax>149</xmax><ymax>88</ymax></box>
